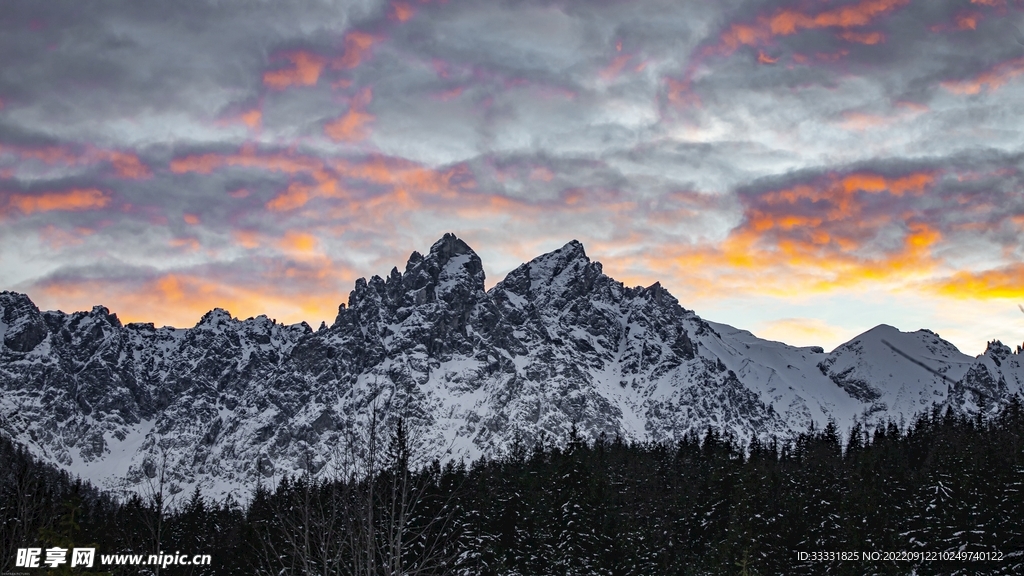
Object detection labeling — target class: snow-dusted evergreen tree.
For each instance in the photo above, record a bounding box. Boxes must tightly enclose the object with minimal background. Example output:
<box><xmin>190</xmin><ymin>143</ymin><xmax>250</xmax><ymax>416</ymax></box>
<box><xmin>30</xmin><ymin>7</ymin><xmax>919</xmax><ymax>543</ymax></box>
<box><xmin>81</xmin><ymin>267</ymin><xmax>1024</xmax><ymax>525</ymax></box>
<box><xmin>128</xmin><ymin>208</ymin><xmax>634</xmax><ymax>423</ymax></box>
<box><xmin>546</xmin><ymin>425</ymin><xmax>609</xmax><ymax>576</ymax></box>
<box><xmin>6</xmin><ymin>394</ymin><xmax>1024</xmax><ymax>575</ymax></box>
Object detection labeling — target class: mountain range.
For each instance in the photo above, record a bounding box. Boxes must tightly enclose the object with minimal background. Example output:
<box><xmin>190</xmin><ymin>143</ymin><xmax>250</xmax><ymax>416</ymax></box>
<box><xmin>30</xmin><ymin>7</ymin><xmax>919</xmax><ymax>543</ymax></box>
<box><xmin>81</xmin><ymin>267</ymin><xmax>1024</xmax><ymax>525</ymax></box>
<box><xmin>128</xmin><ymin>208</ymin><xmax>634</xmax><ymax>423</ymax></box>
<box><xmin>1</xmin><ymin>233</ymin><xmax>1022</xmax><ymax>500</ymax></box>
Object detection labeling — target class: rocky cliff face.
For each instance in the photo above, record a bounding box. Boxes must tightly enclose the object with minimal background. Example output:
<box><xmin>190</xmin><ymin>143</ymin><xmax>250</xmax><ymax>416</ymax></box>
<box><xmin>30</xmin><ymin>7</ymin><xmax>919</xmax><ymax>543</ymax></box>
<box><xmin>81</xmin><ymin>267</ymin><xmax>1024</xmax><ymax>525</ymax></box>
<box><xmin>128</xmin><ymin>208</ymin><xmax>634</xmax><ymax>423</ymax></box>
<box><xmin>2</xmin><ymin>233</ymin><xmax>1022</xmax><ymax>500</ymax></box>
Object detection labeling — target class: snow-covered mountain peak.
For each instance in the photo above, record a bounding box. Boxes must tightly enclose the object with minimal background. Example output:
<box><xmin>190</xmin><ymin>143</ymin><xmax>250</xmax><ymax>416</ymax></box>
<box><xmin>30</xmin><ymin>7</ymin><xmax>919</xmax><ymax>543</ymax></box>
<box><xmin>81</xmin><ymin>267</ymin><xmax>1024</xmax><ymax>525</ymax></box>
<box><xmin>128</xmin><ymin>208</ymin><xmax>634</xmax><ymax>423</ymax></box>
<box><xmin>425</xmin><ymin>233</ymin><xmax>485</xmax><ymax>300</ymax></box>
<box><xmin>195</xmin><ymin>307</ymin><xmax>234</xmax><ymax>330</ymax></box>
<box><xmin>343</xmin><ymin>233</ymin><xmax>486</xmax><ymax>318</ymax></box>
<box><xmin>983</xmin><ymin>340</ymin><xmax>1013</xmax><ymax>365</ymax></box>
<box><xmin>88</xmin><ymin>304</ymin><xmax>119</xmax><ymax>321</ymax></box>
<box><xmin>1</xmin><ymin>291</ymin><xmax>48</xmax><ymax>352</ymax></box>
<box><xmin>0</xmin><ymin>290</ymin><xmax>34</xmax><ymax>310</ymax></box>
<box><xmin>3</xmin><ymin>237</ymin><xmax>1024</xmax><ymax>501</ymax></box>
<box><xmin>639</xmin><ymin>281</ymin><xmax>679</xmax><ymax>308</ymax></box>
<box><xmin>816</xmin><ymin>324</ymin><xmax>973</xmax><ymax>421</ymax></box>
<box><xmin>428</xmin><ymin>232</ymin><xmax>478</xmax><ymax>261</ymax></box>
<box><xmin>496</xmin><ymin>239</ymin><xmax>605</xmax><ymax>306</ymax></box>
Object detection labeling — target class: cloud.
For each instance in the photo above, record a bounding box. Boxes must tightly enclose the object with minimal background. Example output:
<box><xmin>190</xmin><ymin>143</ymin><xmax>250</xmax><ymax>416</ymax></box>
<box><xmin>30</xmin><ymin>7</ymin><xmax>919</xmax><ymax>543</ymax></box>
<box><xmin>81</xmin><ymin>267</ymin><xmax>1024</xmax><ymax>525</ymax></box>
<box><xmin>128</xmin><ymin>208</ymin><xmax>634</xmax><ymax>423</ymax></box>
<box><xmin>838</xmin><ymin>30</ymin><xmax>885</xmax><ymax>45</ymax></box>
<box><xmin>333</xmin><ymin>31</ymin><xmax>381</xmax><ymax>70</ymax></box>
<box><xmin>2</xmin><ymin>0</ymin><xmax>1024</xmax><ymax>353</ymax></box>
<box><xmin>324</xmin><ymin>87</ymin><xmax>374</xmax><ymax>141</ymax></box>
<box><xmin>239</xmin><ymin>109</ymin><xmax>263</xmax><ymax>130</ymax></box>
<box><xmin>619</xmin><ymin>156</ymin><xmax>1024</xmax><ymax>302</ymax></box>
<box><xmin>264</xmin><ymin>51</ymin><xmax>327</xmax><ymax>90</ymax></box>
<box><xmin>936</xmin><ymin>264</ymin><xmax>1024</xmax><ymax>300</ymax></box>
<box><xmin>29</xmin><ymin>252</ymin><xmax>359</xmax><ymax>328</ymax></box>
<box><xmin>754</xmin><ymin>317</ymin><xmax>857</xmax><ymax>349</ymax></box>
<box><xmin>0</xmin><ymin>143</ymin><xmax>151</xmax><ymax>180</ymax></box>
<box><xmin>390</xmin><ymin>3</ymin><xmax>415</xmax><ymax>24</ymax></box>
<box><xmin>713</xmin><ymin>0</ymin><xmax>909</xmax><ymax>55</ymax></box>
<box><xmin>942</xmin><ymin>57</ymin><xmax>1024</xmax><ymax>94</ymax></box>
<box><xmin>3</xmin><ymin>189</ymin><xmax>110</xmax><ymax>215</ymax></box>
<box><xmin>279</xmin><ymin>231</ymin><xmax>319</xmax><ymax>256</ymax></box>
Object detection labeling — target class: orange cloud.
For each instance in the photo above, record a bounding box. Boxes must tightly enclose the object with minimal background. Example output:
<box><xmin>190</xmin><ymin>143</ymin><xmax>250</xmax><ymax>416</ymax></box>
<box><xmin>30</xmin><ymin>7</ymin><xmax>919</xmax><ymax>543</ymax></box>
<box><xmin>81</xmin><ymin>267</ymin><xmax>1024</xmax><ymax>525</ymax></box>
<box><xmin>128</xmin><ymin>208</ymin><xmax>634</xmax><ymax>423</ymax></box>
<box><xmin>324</xmin><ymin>87</ymin><xmax>374</xmax><ymax>142</ymax></box>
<box><xmin>755</xmin><ymin>171</ymin><xmax>935</xmax><ymax>222</ymax></box>
<box><xmin>838</xmin><ymin>30</ymin><xmax>885</xmax><ymax>44</ymax></box>
<box><xmin>183</xmin><ymin>213</ymin><xmax>200</xmax><ymax>225</ymax></box>
<box><xmin>15</xmin><ymin>146</ymin><xmax>79</xmax><ymax>165</ymax></box>
<box><xmin>39</xmin><ymin>225</ymin><xmax>94</xmax><ymax>249</ymax></box>
<box><xmin>756</xmin><ymin>317</ymin><xmax>855</xmax><ymax>348</ymax></box>
<box><xmin>815</xmin><ymin>49</ymin><xmax>850</xmax><ymax>62</ymax></box>
<box><xmin>664</xmin><ymin>78</ymin><xmax>701</xmax><ymax>107</ymax></box>
<box><xmin>839</xmin><ymin>103</ymin><xmax>927</xmax><ymax>131</ymax></box>
<box><xmin>5</xmin><ymin>189</ymin><xmax>110</xmax><ymax>215</ymax></box>
<box><xmin>171</xmin><ymin>146</ymin><xmax>480</xmax><ymax>222</ymax></box>
<box><xmin>875</xmin><ymin>172</ymin><xmax>927</xmax><ymax>193</ymax></box>
<box><xmin>232</xmin><ymin>230</ymin><xmax>261</xmax><ymax>249</ymax></box>
<box><xmin>642</xmin><ymin>221</ymin><xmax>942</xmax><ymax>299</ymax></box>
<box><xmin>600</xmin><ymin>54</ymin><xmax>635</xmax><ymax>80</ymax></box>
<box><xmin>169</xmin><ymin>154</ymin><xmax>224</xmax><ymax>174</ymax></box>
<box><xmin>0</xmin><ymin>144</ymin><xmax>150</xmax><ymax>180</ymax></box>
<box><xmin>665</xmin><ymin>0</ymin><xmax>907</xmax><ymax>109</ymax></box>
<box><xmin>279</xmin><ymin>231</ymin><xmax>318</xmax><ymax>254</ymax></box>
<box><xmin>530</xmin><ymin>167</ymin><xmax>554</xmax><ymax>182</ymax></box>
<box><xmin>333</xmin><ymin>31</ymin><xmax>379</xmax><ymax>70</ymax></box>
<box><xmin>770</xmin><ymin>0</ymin><xmax>908</xmax><ymax>33</ymax></box>
<box><xmin>98</xmin><ymin>150</ymin><xmax>151</xmax><ymax>179</ymax></box>
<box><xmin>955</xmin><ymin>13</ymin><xmax>979</xmax><ymax>30</ymax></box>
<box><xmin>35</xmin><ymin>253</ymin><xmax>361</xmax><ymax>330</ymax></box>
<box><xmin>171</xmin><ymin>146</ymin><xmax>325</xmax><ymax>175</ymax></box>
<box><xmin>840</xmin><ymin>112</ymin><xmax>888</xmax><ymax>130</ymax></box>
<box><xmin>897</xmin><ymin>101</ymin><xmax>928</xmax><ymax>113</ymax></box>
<box><xmin>267</xmin><ymin>182</ymin><xmax>314</xmax><ymax>212</ymax></box>
<box><xmin>138</xmin><ymin>274</ymin><xmax>339</xmax><ymax>327</ymax></box>
<box><xmin>331</xmin><ymin>154</ymin><xmax>472</xmax><ymax>197</ymax></box>
<box><xmin>718</xmin><ymin>0</ymin><xmax>908</xmax><ymax>53</ymax></box>
<box><xmin>169</xmin><ymin>237</ymin><xmax>200</xmax><ymax>252</ymax></box>
<box><xmin>263</xmin><ymin>52</ymin><xmax>326</xmax><ymax>89</ymax></box>
<box><xmin>391</xmin><ymin>2</ymin><xmax>414</xmax><ymax>22</ymax></box>
<box><xmin>942</xmin><ymin>57</ymin><xmax>1024</xmax><ymax>95</ymax></box>
<box><xmin>630</xmin><ymin>169</ymin><xmax>950</xmax><ymax>299</ymax></box>
<box><xmin>936</xmin><ymin>264</ymin><xmax>1024</xmax><ymax>300</ymax></box>
<box><xmin>265</xmin><ymin>164</ymin><xmax>343</xmax><ymax>212</ymax></box>
<box><xmin>240</xmin><ymin>109</ymin><xmax>262</xmax><ymax>130</ymax></box>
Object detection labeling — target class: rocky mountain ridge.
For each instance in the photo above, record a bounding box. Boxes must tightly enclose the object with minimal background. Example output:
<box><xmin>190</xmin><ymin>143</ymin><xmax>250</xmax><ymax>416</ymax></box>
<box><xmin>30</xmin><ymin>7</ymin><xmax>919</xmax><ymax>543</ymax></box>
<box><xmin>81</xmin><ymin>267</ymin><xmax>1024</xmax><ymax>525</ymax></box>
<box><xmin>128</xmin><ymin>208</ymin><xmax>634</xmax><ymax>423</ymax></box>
<box><xmin>2</xmin><ymin>233</ymin><xmax>1022</xmax><ymax>500</ymax></box>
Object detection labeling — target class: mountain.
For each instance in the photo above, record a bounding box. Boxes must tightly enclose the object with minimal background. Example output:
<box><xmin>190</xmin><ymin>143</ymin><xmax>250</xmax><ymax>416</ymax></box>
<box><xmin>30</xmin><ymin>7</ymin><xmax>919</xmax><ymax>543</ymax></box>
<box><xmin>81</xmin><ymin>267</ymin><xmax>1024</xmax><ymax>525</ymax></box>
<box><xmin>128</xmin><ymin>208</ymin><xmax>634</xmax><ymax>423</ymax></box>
<box><xmin>1</xmin><ymin>233</ymin><xmax>1022</xmax><ymax>500</ymax></box>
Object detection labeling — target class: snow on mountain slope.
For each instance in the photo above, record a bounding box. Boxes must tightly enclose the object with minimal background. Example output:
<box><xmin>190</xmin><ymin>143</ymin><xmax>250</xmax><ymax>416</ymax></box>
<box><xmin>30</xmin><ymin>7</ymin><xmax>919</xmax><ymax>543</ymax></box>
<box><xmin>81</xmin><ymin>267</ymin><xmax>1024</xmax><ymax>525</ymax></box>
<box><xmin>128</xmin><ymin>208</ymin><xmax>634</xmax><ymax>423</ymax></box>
<box><xmin>816</xmin><ymin>325</ymin><xmax>974</xmax><ymax>424</ymax></box>
<box><xmin>948</xmin><ymin>340</ymin><xmax>1024</xmax><ymax>414</ymax></box>
<box><xmin>2</xmin><ymin>234</ymin><xmax>1022</xmax><ymax>501</ymax></box>
<box><xmin>702</xmin><ymin>322</ymin><xmax>860</xmax><ymax>433</ymax></box>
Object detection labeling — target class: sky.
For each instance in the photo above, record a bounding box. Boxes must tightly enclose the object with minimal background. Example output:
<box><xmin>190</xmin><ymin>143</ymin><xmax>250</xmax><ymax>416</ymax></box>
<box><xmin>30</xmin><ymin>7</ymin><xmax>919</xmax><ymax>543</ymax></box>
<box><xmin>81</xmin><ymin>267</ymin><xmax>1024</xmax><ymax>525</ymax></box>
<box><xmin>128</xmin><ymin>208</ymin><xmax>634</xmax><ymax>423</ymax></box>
<box><xmin>2</xmin><ymin>0</ymin><xmax>1024</xmax><ymax>355</ymax></box>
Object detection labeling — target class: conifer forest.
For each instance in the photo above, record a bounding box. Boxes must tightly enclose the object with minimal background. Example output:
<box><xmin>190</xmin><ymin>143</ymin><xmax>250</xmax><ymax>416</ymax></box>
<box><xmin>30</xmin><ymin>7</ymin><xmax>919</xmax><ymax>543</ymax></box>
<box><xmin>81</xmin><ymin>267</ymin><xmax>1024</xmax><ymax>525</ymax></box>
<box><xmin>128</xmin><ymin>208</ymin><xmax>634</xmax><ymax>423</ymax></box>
<box><xmin>3</xmin><ymin>402</ymin><xmax>1024</xmax><ymax>575</ymax></box>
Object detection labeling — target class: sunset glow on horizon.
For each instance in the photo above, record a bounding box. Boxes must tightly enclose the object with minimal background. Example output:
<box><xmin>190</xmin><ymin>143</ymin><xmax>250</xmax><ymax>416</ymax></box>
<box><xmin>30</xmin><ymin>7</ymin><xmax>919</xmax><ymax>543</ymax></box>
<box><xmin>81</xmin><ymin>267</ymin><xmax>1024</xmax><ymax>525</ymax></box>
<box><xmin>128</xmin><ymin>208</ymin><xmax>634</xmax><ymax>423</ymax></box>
<box><xmin>2</xmin><ymin>0</ymin><xmax>1024</xmax><ymax>355</ymax></box>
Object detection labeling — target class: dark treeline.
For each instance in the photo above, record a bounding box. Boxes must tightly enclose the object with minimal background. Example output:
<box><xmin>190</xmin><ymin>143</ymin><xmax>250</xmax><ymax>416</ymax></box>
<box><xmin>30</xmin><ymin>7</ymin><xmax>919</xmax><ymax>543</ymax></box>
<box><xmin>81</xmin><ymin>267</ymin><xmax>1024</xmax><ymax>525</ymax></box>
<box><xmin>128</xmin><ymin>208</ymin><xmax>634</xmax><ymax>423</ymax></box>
<box><xmin>3</xmin><ymin>401</ymin><xmax>1024</xmax><ymax>575</ymax></box>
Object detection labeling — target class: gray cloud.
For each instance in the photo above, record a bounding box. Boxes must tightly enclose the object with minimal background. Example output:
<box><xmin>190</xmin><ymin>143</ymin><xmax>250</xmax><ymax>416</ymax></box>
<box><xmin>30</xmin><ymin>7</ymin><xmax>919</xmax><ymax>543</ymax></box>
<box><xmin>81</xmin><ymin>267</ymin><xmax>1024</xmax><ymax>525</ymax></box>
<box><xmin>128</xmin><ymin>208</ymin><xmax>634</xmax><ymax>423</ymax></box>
<box><xmin>1</xmin><ymin>0</ymin><xmax>1023</xmax><ymax>342</ymax></box>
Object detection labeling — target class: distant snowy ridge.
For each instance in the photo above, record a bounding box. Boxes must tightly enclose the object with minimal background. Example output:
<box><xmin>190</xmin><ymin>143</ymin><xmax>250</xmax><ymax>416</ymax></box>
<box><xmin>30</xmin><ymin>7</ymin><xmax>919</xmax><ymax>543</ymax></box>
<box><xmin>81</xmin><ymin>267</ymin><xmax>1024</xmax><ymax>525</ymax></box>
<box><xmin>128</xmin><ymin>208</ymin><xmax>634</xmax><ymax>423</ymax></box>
<box><xmin>2</xmin><ymin>233</ymin><xmax>1022</xmax><ymax>500</ymax></box>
